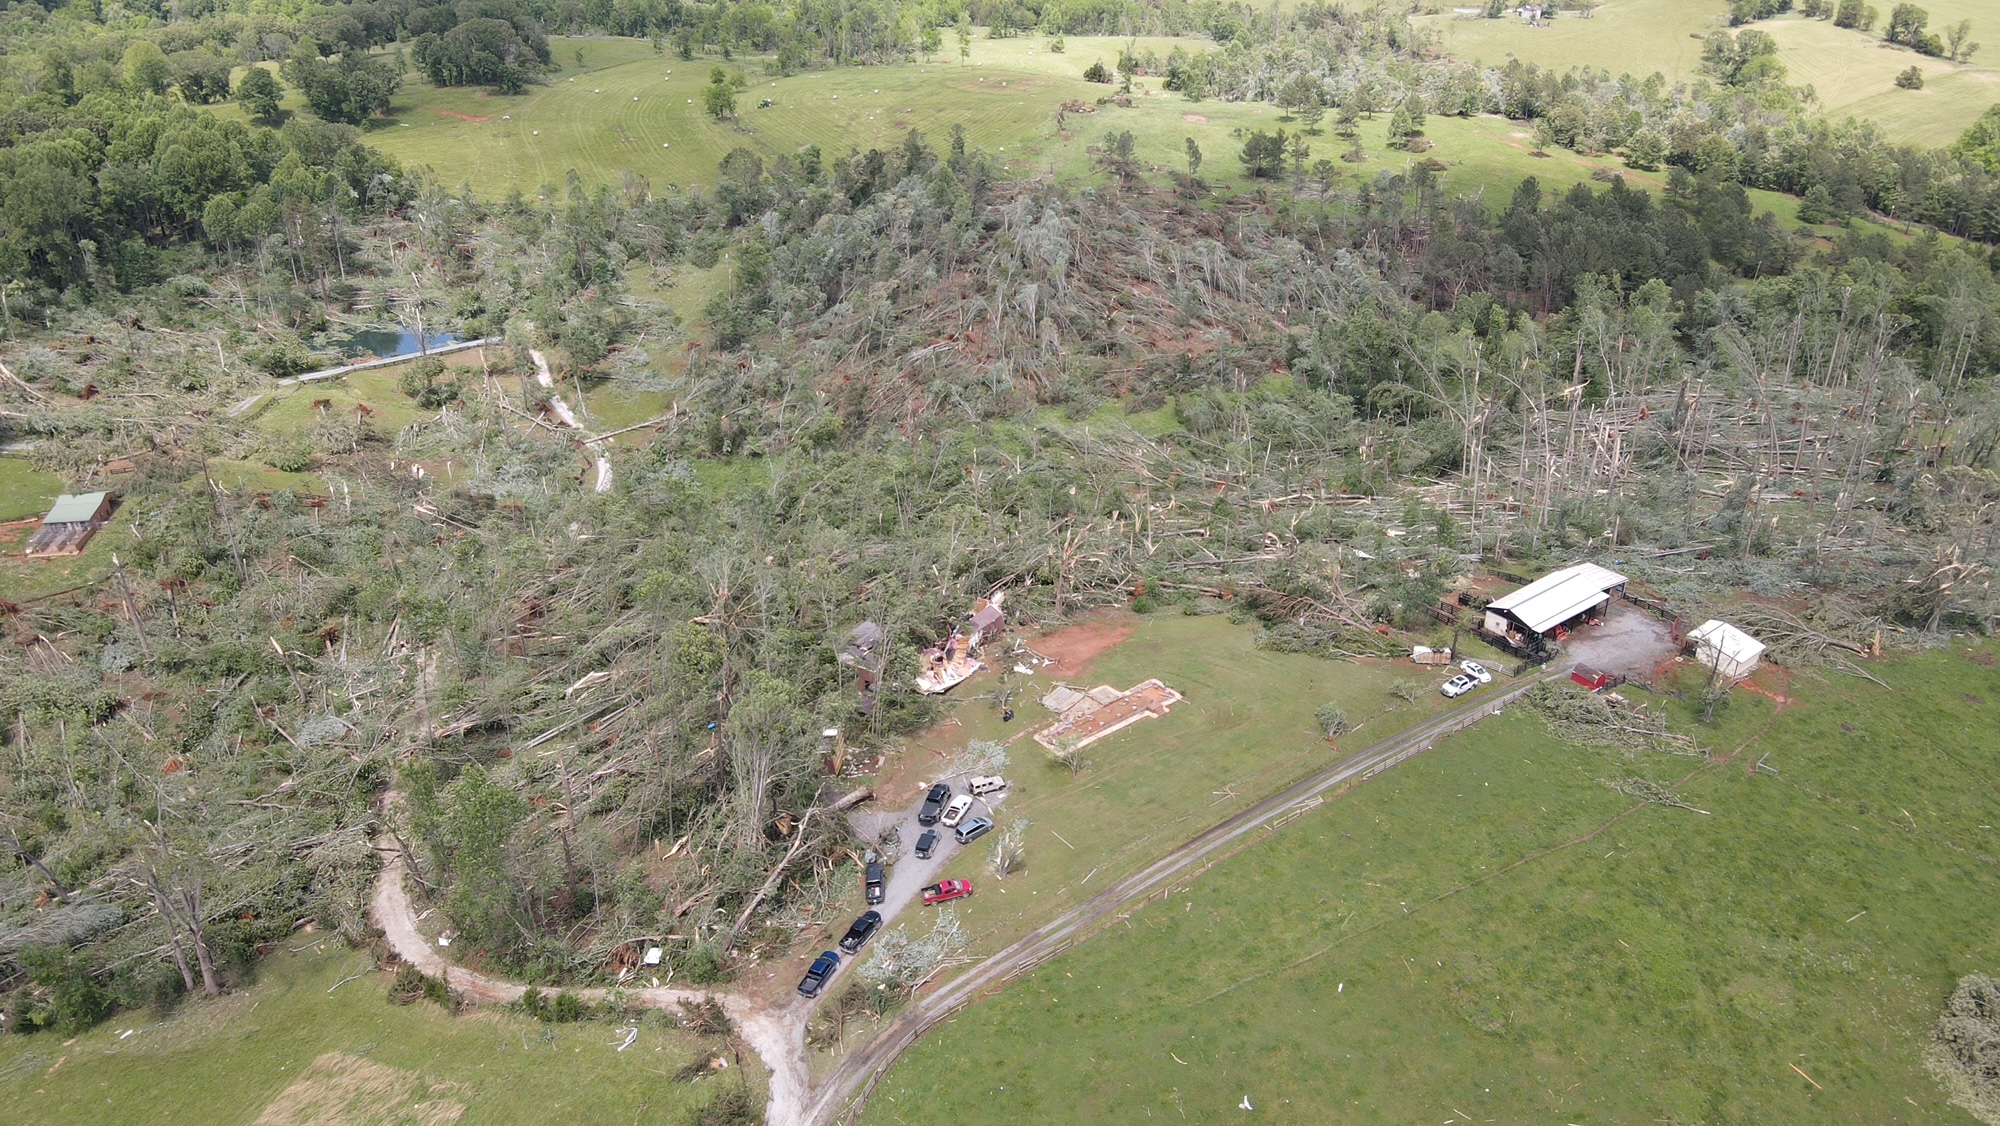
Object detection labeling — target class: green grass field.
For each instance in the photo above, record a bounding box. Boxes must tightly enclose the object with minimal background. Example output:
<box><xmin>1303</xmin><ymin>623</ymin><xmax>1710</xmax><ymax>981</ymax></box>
<box><xmin>863</xmin><ymin>644</ymin><xmax>2000</xmax><ymax>1124</ymax></box>
<box><xmin>1420</xmin><ymin>0</ymin><xmax>1728</xmax><ymax>82</ymax></box>
<box><xmin>808</xmin><ymin>613</ymin><xmax>1516</xmax><ymax>1074</ymax></box>
<box><xmin>1420</xmin><ymin>2</ymin><xmax>1997</xmax><ymax>146</ymax></box>
<box><xmin>0</xmin><ymin>945</ymin><xmax>750</xmax><ymax>1124</ymax></box>
<box><xmin>1757</xmin><ymin>15</ymin><xmax>1998</xmax><ymax>147</ymax></box>
<box><xmin>0</xmin><ymin>457</ymin><xmax>63</xmax><ymax>522</ymax></box>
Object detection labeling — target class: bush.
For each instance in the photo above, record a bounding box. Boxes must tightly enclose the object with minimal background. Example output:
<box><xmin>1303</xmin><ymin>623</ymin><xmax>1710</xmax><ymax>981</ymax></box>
<box><xmin>692</xmin><ymin>1083</ymin><xmax>761</xmax><ymax>1126</ymax></box>
<box><xmin>547</xmin><ymin>989</ymin><xmax>585</xmax><ymax>1022</ymax></box>
<box><xmin>1895</xmin><ymin>65</ymin><xmax>1924</xmax><ymax>89</ymax></box>
<box><xmin>1083</xmin><ymin>60</ymin><xmax>1111</xmax><ymax>83</ymax></box>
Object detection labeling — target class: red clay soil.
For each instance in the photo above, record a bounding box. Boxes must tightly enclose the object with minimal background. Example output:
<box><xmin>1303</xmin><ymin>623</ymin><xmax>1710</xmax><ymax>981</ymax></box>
<box><xmin>1027</xmin><ymin>613</ymin><xmax>1134</xmax><ymax>679</ymax></box>
<box><xmin>433</xmin><ymin>108</ymin><xmax>491</xmax><ymax>123</ymax></box>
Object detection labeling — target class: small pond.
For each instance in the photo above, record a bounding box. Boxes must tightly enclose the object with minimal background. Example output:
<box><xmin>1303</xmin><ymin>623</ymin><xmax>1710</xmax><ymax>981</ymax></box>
<box><xmin>333</xmin><ymin>328</ymin><xmax>463</xmax><ymax>359</ymax></box>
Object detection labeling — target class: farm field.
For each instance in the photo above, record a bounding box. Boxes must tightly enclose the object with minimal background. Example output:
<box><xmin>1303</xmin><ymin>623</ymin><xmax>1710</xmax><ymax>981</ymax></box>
<box><xmin>0</xmin><ymin>945</ymin><xmax>749</xmax><ymax>1124</ymax></box>
<box><xmin>231</xmin><ymin>30</ymin><xmax>1925</xmax><ymax>246</ymax></box>
<box><xmin>1419</xmin><ymin>2</ymin><xmax>1996</xmax><ymax>145</ymax></box>
<box><xmin>1420</xmin><ymin>0</ymin><xmax>1728</xmax><ymax>82</ymax></box>
<box><xmin>862</xmin><ymin>644</ymin><xmax>2000</xmax><ymax>1124</ymax></box>
<box><xmin>804</xmin><ymin>612</ymin><xmax>1515</xmax><ymax>1071</ymax></box>
<box><xmin>1755</xmin><ymin>15</ymin><xmax>1998</xmax><ymax>147</ymax></box>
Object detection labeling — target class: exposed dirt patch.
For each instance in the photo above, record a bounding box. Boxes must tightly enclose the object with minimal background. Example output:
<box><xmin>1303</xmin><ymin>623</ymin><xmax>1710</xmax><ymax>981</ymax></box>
<box><xmin>253</xmin><ymin>1052</ymin><xmax>467</xmax><ymax>1126</ymax></box>
<box><xmin>1181</xmin><ymin>113</ymin><xmax>1208</xmax><ymax>123</ymax></box>
<box><xmin>1026</xmin><ymin>613</ymin><xmax>1134</xmax><ymax>679</ymax></box>
<box><xmin>432</xmin><ymin>108</ymin><xmax>491</xmax><ymax>123</ymax></box>
<box><xmin>1561</xmin><ymin>601</ymin><xmax>1678</xmax><ymax>681</ymax></box>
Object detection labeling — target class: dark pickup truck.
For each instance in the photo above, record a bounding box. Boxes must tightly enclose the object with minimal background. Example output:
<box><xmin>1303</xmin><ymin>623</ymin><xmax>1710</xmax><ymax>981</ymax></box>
<box><xmin>865</xmin><ymin>860</ymin><xmax>886</xmax><ymax>905</ymax></box>
<box><xmin>917</xmin><ymin>782</ymin><xmax>952</xmax><ymax>826</ymax></box>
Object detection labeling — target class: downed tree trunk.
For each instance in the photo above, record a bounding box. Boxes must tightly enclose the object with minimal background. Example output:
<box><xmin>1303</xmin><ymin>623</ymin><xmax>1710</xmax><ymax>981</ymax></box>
<box><xmin>721</xmin><ymin>807</ymin><xmax>819</xmax><ymax>953</ymax></box>
<box><xmin>830</xmin><ymin>786</ymin><xmax>872</xmax><ymax>812</ymax></box>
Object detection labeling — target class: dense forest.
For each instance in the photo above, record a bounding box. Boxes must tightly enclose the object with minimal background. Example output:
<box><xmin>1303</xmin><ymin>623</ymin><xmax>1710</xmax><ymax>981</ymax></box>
<box><xmin>1</xmin><ymin>0</ymin><xmax>1997</xmax><ymax>1041</ymax></box>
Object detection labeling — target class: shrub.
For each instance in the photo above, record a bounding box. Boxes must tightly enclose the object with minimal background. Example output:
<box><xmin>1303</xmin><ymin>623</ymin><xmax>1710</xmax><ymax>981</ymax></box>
<box><xmin>547</xmin><ymin>989</ymin><xmax>585</xmax><ymax>1022</ymax></box>
<box><xmin>1083</xmin><ymin>60</ymin><xmax>1111</xmax><ymax>83</ymax></box>
<box><xmin>1895</xmin><ymin>65</ymin><xmax>1924</xmax><ymax>89</ymax></box>
<box><xmin>1926</xmin><ymin>973</ymin><xmax>2000</xmax><ymax>1124</ymax></box>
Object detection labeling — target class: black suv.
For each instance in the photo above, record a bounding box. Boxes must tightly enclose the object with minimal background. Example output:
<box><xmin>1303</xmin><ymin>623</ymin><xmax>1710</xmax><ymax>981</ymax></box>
<box><xmin>865</xmin><ymin>860</ymin><xmax>886</xmax><ymax>905</ymax></box>
<box><xmin>917</xmin><ymin>783</ymin><xmax>952</xmax><ymax>826</ymax></box>
<box><xmin>914</xmin><ymin>829</ymin><xmax>939</xmax><ymax>859</ymax></box>
<box><xmin>839</xmin><ymin>910</ymin><xmax>883</xmax><ymax>954</ymax></box>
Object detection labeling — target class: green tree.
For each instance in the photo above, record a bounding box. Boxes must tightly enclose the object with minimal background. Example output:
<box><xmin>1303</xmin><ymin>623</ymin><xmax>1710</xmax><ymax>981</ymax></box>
<box><xmin>169</xmin><ymin>51</ymin><xmax>233</xmax><ymax>104</ymax></box>
<box><xmin>1184</xmin><ymin>136</ymin><xmax>1202</xmax><ymax>176</ymax></box>
<box><xmin>1239</xmin><ymin>128</ymin><xmax>1287</xmax><ymax>178</ymax></box>
<box><xmin>1083</xmin><ymin>60</ymin><xmax>1111</xmax><ymax>83</ymax></box>
<box><xmin>957</xmin><ymin>15</ymin><xmax>972</xmax><ymax>63</ymax></box>
<box><xmin>235</xmin><ymin>67</ymin><xmax>285</xmax><ymax>123</ymax></box>
<box><xmin>1886</xmin><ymin>3</ymin><xmax>1929</xmax><ymax>47</ymax></box>
<box><xmin>702</xmin><ymin>73</ymin><xmax>737</xmax><ymax>119</ymax></box>
<box><xmin>1894</xmin><ymin>64</ymin><xmax>1925</xmax><ymax>87</ymax></box>
<box><xmin>123</xmin><ymin>40</ymin><xmax>171</xmax><ymax>96</ymax></box>
<box><xmin>1278</xmin><ymin>73</ymin><xmax>1324</xmax><ymax>133</ymax></box>
<box><xmin>1943</xmin><ymin>18</ymin><xmax>1977</xmax><ymax>60</ymax></box>
<box><xmin>1625</xmin><ymin>127</ymin><xmax>1666</xmax><ymax>170</ymax></box>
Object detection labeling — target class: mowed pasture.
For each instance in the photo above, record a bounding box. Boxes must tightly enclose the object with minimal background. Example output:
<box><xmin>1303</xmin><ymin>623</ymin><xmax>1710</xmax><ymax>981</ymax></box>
<box><xmin>353</xmin><ymin>34</ymin><xmax>1192</xmax><ymax>195</ymax></box>
<box><xmin>806</xmin><ymin>613</ymin><xmax>1510</xmax><ymax>1076</ymax></box>
<box><xmin>864</xmin><ymin>645</ymin><xmax>2000</xmax><ymax>1125</ymax></box>
<box><xmin>0</xmin><ymin>946</ymin><xmax>748</xmax><ymax>1124</ymax></box>
<box><xmin>1419</xmin><ymin>1</ymin><xmax>1996</xmax><ymax>145</ymax></box>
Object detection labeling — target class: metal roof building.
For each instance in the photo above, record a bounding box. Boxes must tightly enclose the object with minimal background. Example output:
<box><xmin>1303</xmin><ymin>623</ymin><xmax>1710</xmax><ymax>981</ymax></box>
<box><xmin>1687</xmin><ymin>619</ymin><xmax>1766</xmax><ymax>679</ymax></box>
<box><xmin>25</xmin><ymin>491</ymin><xmax>113</xmax><ymax>558</ymax></box>
<box><xmin>1482</xmin><ymin>563</ymin><xmax>1628</xmax><ymax>640</ymax></box>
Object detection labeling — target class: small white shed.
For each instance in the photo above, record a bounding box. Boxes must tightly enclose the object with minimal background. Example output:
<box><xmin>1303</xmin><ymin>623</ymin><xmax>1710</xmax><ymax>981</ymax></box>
<box><xmin>1688</xmin><ymin>620</ymin><xmax>1765</xmax><ymax>679</ymax></box>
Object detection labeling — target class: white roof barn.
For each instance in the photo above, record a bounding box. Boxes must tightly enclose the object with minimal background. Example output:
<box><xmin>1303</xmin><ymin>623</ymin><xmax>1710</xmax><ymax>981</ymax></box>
<box><xmin>1688</xmin><ymin>620</ymin><xmax>1765</xmax><ymax>679</ymax></box>
<box><xmin>1483</xmin><ymin>563</ymin><xmax>1628</xmax><ymax>636</ymax></box>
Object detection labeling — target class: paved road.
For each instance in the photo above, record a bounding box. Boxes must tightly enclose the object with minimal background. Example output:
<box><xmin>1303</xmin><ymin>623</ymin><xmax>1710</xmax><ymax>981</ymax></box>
<box><xmin>799</xmin><ymin>664</ymin><xmax>1567</xmax><ymax>1126</ymax></box>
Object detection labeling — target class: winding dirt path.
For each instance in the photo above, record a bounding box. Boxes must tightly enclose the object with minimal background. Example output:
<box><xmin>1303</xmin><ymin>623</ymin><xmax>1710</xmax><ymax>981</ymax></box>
<box><xmin>528</xmin><ymin>347</ymin><xmax>613</xmax><ymax>494</ymax></box>
<box><xmin>368</xmin><ymin>844</ymin><xmax>808</xmax><ymax>1123</ymax></box>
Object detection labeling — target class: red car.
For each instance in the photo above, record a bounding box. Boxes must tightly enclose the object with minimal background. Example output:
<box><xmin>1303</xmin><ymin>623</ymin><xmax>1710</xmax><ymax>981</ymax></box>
<box><xmin>921</xmin><ymin>879</ymin><xmax>973</xmax><ymax>905</ymax></box>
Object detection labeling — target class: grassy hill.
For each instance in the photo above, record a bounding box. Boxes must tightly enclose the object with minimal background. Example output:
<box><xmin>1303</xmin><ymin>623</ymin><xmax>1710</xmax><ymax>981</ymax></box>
<box><xmin>863</xmin><ymin>644</ymin><xmax>2000</xmax><ymax>1124</ymax></box>
<box><xmin>1418</xmin><ymin>1</ymin><xmax>1996</xmax><ymax>146</ymax></box>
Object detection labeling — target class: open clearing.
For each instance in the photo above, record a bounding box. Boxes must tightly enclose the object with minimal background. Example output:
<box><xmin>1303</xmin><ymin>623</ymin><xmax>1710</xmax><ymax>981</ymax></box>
<box><xmin>1420</xmin><ymin>2</ymin><xmax>1995</xmax><ymax>146</ymax></box>
<box><xmin>863</xmin><ymin>643</ymin><xmax>2000</xmax><ymax>1124</ymax></box>
<box><xmin>0</xmin><ymin>946</ymin><xmax>744</xmax><ymax>1124</ymax></box>
<box><xmin>802</xmin><ymin>613</ymin><xmax>1514</xmax><ymax>1073</ymax></box>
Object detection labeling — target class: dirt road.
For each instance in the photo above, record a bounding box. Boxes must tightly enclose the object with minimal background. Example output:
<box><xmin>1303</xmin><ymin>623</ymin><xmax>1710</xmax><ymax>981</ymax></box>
<box><xmin>799</xmin><ymin>664</ymin><xmax>1569</xmax><ymax>1126</ymax></box>
<box><xmin>368</xmin><ymin>843</ymin><xmax>809</xmax><ymax>1123</ymax></box>
<box><xmin>528</xmin><ymin>347</ymin><xmax>613</xmax><ymax>494</ymax></box>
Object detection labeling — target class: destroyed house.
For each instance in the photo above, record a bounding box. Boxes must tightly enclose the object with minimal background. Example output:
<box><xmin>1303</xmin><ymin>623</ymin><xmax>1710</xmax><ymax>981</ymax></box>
<box><xmin>24</xmin><ymin>491</ymin><xmax>112</xmax><ymax>558</ymax></box>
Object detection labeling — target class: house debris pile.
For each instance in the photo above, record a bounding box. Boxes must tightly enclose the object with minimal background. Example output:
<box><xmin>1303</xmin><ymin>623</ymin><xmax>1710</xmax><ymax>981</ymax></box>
<box><xmin>915</xmin><ymin>592</ymin><xmax>1006</xmax><ymax>694</ymax></box>
<box><xmin>840</xmin><ymin>620</ymin><xmax>888</xmax><ymax>714</ymax></box>
<box><xmin>1034</xmin><ymin>678</ymin><xmax>1183</xmax><ymax>751</ymax></box>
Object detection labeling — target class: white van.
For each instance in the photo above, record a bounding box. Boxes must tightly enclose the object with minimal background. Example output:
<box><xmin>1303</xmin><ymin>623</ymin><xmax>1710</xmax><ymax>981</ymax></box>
<box><xmin>968</xmin><ymin>775</ymin><xmax>1007</xmax><ymax>796</ymax></box>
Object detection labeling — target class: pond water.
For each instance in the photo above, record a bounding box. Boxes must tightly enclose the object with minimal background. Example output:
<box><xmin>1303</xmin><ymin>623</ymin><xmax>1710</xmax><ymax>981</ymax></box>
<box><xmin>334</xmin><ymin>328</ymin><xmax>462</xmax><ymax>359</ymax></box>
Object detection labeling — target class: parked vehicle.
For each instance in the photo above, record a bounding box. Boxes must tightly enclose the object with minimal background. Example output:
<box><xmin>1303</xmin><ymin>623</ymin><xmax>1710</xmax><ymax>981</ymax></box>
<box><xmin>921</xmin><ymin>879</ymin><xmax>973</xmax><ymax>905</ymax></box>
<box><xmin>798</xmin><ymin>950</ymin><xmax>840</xmax><ymax>997</ymax></box>
<box><xmin>839</xmin><ymin>910</ymin><xmax>883</xmax><ymax>954</ymax></box>
<box><xmin>968</xmin><ymin>775</ymin><xmax>1007</xmax><ymax>796</ymax></box>
<box><xmin>954</xmin><ymin>816</ymin><xmax>994</xmax><ymax>844</ymax></box>
<box><xmin>1440</xmin><ymin>674</ymin><xmax>1478</xmax><ymax>698</ymax></box>
<box><xmin>939</xmin><ymin>794</ymin><xmax>975</xmax><ymax>828</ymax></box>
<box><xmin>865</xmin><ymin>861</ymin><xmax>885</xmax><ymax>905</ymax></box>
<box><xmin>914</xmin><ymin>829</ymin><xmax>939</xmax><ymax>859</ymax></box>
<box><xmin>917</xmin><ymin>783</ymin><xmax>952</xmax><ymax>826</ymax></box>
<box><xmin>1459</xmin><ymin>659</ymin><xmax>1492</xmax><ymax>684</ymax></box>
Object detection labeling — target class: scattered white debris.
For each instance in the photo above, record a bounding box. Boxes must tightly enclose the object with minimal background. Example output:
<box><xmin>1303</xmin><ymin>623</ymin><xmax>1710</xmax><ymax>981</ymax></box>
<box><xmin>614</xmin><ymin>1027</ymin><xmax>639</xmax><ymax>1052</ymax></box>
<box><xmin>663</xmin><ymin>143</ymin><xmax>670</xmax><ymax>147</ymax></box>
<box><xmin>643</xmin><ymin>946</ymin><xmax>664</xmax><ymax>966</ymax></box>
<box><xmin>533</xmin><ymin>130</ymin><xmax>540</xmax><ymax>135</ymax></box>
<box><xmin>633</xmin><ymin>96</ymin><xmax>639</xmax><ymax>101</ymax></box>
<box><xmin>437</xmin><ymin>934</ymin><xmax>451</xmax><ymax>947</ymax></box>
<box><xmin>1337</xmin><ymin>982</ymin><xmax>1344</xmax><ymax>992</ymax></box>
<box><xmin>1352</xmin><ymin>549</ymin><xmax>1373</xmax><ymax>559</ymax></box>
<box><xmin>118</xmin><ymin>1029</ymin><xmax>136</xmax><ymax>1040</ymax></box>
<box><xmin>1013</xmin><ymin>664</ymin><xmax>1033</xmax><ymax>675</ymax></box>
<box><xmin>1240</xmin><ymin>1096</ymin><xmax>1254</xmax><ymax>1111</ymax></box>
